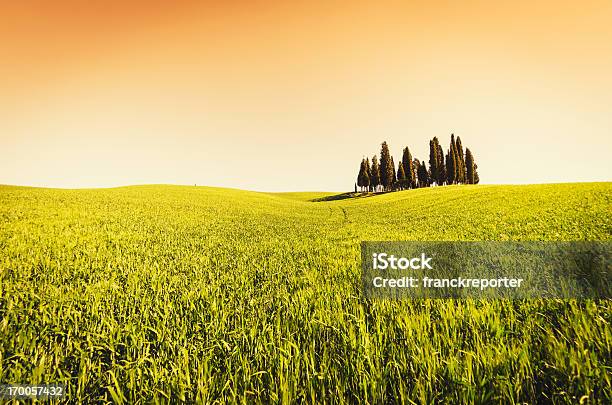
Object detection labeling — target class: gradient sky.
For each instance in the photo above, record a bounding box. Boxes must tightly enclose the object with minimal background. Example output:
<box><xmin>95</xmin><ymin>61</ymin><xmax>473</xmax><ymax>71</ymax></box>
<box><xmin>1</xmin><ymin>0</ymin><xmax>611</xmax><ymax>191</ymax></box>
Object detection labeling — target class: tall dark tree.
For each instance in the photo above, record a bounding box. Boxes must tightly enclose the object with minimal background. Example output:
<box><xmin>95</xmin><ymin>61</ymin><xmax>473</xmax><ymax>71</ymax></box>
<box><xmin>365</xmin><ymin>158</ymin><xmax>372</xmax><ymax>191</ymax></box>
<box><xmin>465</xmin><ymin>148</ymin><xmax>475</xmax><ymax>184</ymax></box>
<box><xmin>396</xmin><ymin>160</ymin><xmax>407</xmax><ymax>190</ymax></box>
<box><xmin>437</xmin><ymin>143</ymin><xmax>446</xmax><ymax>185</ymax></box>
<box><xmin>412</xmin><ymin>158</ymin><xmax>420</xmax><ymax>188</ymax></box>
<box><xmin>455</xmin><ymin>136</ymin><xmax>465</xmax><ymax>184</ymax></box>
<box><xmin>453</xmin><ymin>143</ymin><xmax>460</xmax><ymax>183</ymax></box>
<box><xmin>446</xmin><ymin>135</ymin><xmax>456</xmax><ymax>185</ymax></box>
<box><xmin>428</xmin><ymin>139</ymin><xmax>438</xmax><ymax>185</ymax></box>
<box><xmin>473</xmin><ymin>163</ymin><xmax>480</xmax><ymax>184</ymax></box>
<box><xmin>417</xmin><ymin>161</ymin><xmax>429</xmax><ymax>187</ymax></box>
<box><xmin>412</xmin><ymin>159</ymin><xmax>419</xmax><ymax>188</ymax></box>
<box><xmin>356</xmin><ymin>160</ymin><xmax>363</xmax><ymax>190</ymax></box>
<box><xmin>379</xmin><ymin>142</ymin><xmax>394</xmax><ymax>191</ymax></box>
<box><xmin>356</xmin><ymin>159</ymin><xmax>362</xmax><ymax>191</ymax></box>
<box><xmin>429</xmin><ymin>137</ymin><xmax>445</xmax><ymax>186</ymax></box>
<box><xmin>391</xmin><ymin>156</ymin><xmax>397</xmax><ymax>186</ymax></box>
<box><xmin>370</xmin><ymin>155</ymin><xmax>381</xmax><ymax>192</ymax></box>
<box><xmin>402</xmin><ymin>147</ymin><xmax>414</xmax><ymax>189</ymax></box>
<box><xmin>446</xmin><ymin>149</ymin><xmax>455</xmax><ymax>185</ymax></box>
<box><xmin>357</xmin><ymin>158</ymin><xmax>370</xmax><ymax>191</ymax></box>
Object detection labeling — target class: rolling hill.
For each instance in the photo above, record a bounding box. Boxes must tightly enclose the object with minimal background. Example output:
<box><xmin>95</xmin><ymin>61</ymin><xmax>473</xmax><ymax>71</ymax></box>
<box><xmin>0</xmin><ymin>183</ymin><xmax>610</xmax><ymax>402</ymax></box>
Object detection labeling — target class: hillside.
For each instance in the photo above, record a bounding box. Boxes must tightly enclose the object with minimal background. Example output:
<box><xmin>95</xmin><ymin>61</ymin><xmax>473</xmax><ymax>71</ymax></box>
<box><xmin>0</xmin><ymin>183</ymin><xmax>610</xmax><ymax>402</ymax></box>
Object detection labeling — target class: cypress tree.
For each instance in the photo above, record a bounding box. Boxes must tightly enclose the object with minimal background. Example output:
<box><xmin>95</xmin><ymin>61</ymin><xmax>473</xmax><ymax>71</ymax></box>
<box><xmin>412</xmin><ymin>158</ymin><xmax>420</xmax><ymax>188</ymax></box>
<box><xmin>454</xmin><ymin>134</ymin><xmax>461</xmax><ymax>183</ymax></box>
<box><xmin>429</xmin><ymin>137</ymin><xmax>446</xmax><ymax>186</ymax></box>
<box><xmin>391</xmin><ymin>156</ymin><xmax>397</xmax><ymax>187</ymax></box>
<box><xmin>453</xmin><ymin>144</ymin><xmax>460</xmax><ymax>183</ymax></box>
<box><xmin>455</xmin><ymin>136</ymin><xmax>465</xmax><ymax>184</ymax></box>
<box><xmin>357</xmin><ymin>158</ymin><xmax>370</xmax><ymax>191</ymax></box>
<box><xmin>429</xmin><ymin>139</ymin><xmax>438</xmax><ymax>185</ymax></box>
<box><xmin>447</xmin><ymin>135</ymin><xmax>456</xmax><ymax>185</ymax></box>
<box><xmin>465</xmin><ymin>148</ymin><xmax>475</xmax><ymax>184</ymax></box>
<box><xmin>370</xmin><ymin>155</ymin><xmax>381</xmax><ymax>192</ymax></box>
<box><xmin>356</xmin><ymin>160</ymin><xmax>361</xmax><ymax>190</ymax></box>
<box><xmin>437</xmin><ymin>143</ymin><xmax>446</xmax><ymax>185</ymax></box>
<box><xmin>446</xmin><ymin>148</ymin><xmax>455</xmax><ymax>185</ymax></box>
<box><xmin>365</xmin><ymin>158</ymin><xmax>372</xmax><ymax>191</ymax></box>
<box><xmin>417</xmin><ymin>161</ymin><xmax>429</xmax><ymax>187</ymax></box>
<box><xmin>396</xmin><ymin>160</ymin><xmax>406</xmax><ymax>190</ymax></box>
<box><xmin>402</xmin><ymin>147</ymin><xmax>414</xmax><ymax>189</ymax></box>
<box><xmin>379</xmin><ymin>142</ymin><xmax>394</xmax><ymax>191</ymax></box>
<box><xmin>474</xmin><ymin>163</ymin><xmax>480</xmax><ymax>184</ymax></box>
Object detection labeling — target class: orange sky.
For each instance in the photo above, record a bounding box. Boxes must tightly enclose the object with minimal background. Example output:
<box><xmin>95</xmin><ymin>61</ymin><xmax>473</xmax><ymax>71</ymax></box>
<box><xmin>1</xmin><ymin>0</ymin><xmax>611</xmax><ymax>190</ymax></box>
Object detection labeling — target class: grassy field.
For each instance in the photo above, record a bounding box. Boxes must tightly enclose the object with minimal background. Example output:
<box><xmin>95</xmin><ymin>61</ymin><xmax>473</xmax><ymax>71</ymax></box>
<box><xmin>0</xmin><ymin>183</ymin><xmax>610</xmax><ymax>403</ymax></box>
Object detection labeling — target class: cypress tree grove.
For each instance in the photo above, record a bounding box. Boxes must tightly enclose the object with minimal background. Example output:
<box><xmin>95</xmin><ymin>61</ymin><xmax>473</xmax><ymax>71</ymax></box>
<box><xmin>353</xmin><ymin>135</ymin><xmax>479</xmax><ymax>192</ymax></box>
<box><xmin>370</xmin><ymin>155</ymin><xmax>381</xmax><ymax>192</ymax></box>
<box><xmin>379</xmin><ymin>142</ymin><xmax>394</xmax><ymax>191</ymax></box>
<box><xmin>402</xmin><ymin>147</ymin><xmax>414</xmax><ymax>189</ymax></box>
<box><xmin>465</xmin><ymin>148</ymin><xmax>475</xmax><ymax>184</ymax></box>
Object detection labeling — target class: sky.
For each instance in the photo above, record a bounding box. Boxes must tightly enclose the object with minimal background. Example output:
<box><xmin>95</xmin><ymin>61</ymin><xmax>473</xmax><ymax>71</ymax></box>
<box><xmin>1</xmin><ymin>0</ymin><xmax>611</xmax><ymax>191</ymax></box>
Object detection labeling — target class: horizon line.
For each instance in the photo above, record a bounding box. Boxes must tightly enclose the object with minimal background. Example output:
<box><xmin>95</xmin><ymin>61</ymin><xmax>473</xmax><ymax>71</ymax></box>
<box><xmin>1</xmin><ymin>180</ymin><xmax>610</xmax><ymax>193</ymax></box>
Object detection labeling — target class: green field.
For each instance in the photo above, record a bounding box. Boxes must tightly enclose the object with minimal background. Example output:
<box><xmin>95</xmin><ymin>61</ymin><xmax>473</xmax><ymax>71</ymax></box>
<box><xmin>1</xmin><ymin>183</ymin><xmax>611</xmax><ymax>403</ymax></box>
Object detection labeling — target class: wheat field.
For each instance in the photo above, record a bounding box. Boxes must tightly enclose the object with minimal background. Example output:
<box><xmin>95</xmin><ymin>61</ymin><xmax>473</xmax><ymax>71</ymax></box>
<box><xmin>1</xmin><ymin>183</ymin><xmax>610</xmax><ymax>403</ymax></box>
